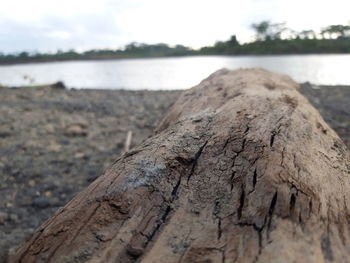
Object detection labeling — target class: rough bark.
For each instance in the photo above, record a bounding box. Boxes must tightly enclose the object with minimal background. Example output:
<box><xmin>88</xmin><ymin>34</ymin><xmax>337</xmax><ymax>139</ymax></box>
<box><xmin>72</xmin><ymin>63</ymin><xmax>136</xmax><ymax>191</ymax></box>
<box><xmin>10</xmin><ymin>68</ymin><xmax>350</xmax><ymax>263</ymax></box>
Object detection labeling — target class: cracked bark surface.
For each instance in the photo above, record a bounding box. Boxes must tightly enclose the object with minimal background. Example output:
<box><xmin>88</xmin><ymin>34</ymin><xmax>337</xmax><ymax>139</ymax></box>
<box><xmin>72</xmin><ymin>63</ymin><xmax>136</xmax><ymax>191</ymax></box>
<box><xmin>10</xmin><ymin>68</ymin><xmax>350</xmax><ymax>263</ymax></box>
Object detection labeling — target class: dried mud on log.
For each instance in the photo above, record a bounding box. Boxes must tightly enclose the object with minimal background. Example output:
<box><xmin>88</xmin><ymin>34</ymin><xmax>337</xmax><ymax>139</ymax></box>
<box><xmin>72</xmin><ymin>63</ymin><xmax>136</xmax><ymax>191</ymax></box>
<box><xmin>10</xmin><ymin>68</ymin><xmax>350</xmax><ymax>263</ymax></box>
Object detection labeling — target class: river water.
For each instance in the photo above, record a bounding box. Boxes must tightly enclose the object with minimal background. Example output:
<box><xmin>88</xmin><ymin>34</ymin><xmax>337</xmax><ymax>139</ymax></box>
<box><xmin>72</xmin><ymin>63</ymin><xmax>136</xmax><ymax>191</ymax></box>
<box><xmin>1</xmin><ymin>54</ymin><xmax>350</xmax><ymax>89</ymax></box>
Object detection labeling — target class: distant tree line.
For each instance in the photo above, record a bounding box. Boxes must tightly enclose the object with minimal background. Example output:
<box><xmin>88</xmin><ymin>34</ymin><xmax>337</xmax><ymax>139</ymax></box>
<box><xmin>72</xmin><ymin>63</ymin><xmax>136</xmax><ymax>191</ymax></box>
<box><xmin>199</xmin><ymin>21</ymin><xmax>350</xmax><ymax>54</ymax></box>
<box><xmin>0</xmin><ymin>43</ymin><xmax>196</xmax><ymax>64</ymax></box>
<box><xmin>2</xmin><ymin>21</ymin><xmax>350</xmax><ymax>64</ymax></box>
<box><xmin>200</xmin><ymin>35</ymin><xmax>350</xmax><ymax>55</ymax></box>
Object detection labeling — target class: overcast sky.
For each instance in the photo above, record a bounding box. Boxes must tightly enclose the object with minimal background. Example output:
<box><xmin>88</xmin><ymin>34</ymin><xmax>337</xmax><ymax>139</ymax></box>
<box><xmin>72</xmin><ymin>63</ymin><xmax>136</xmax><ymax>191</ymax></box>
<box><xmin>1</xmin><ymin>0</ymin><xmax>349</xmax><ymax>53</ymax></box>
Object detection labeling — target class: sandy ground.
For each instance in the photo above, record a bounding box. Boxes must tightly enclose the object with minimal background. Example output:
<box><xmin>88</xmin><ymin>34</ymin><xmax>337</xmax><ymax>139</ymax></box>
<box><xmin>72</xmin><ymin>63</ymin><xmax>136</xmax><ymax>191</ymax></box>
<box><xmin>0</xmin><ymin>83</ymin><xmax>349</xmax><ymax>261</ymax></box>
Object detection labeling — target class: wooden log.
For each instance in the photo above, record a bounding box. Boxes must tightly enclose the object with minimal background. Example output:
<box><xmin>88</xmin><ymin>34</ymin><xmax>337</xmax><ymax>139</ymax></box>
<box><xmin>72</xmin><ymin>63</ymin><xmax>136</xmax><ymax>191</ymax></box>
<box><xmin>10</xmin><ymin>68</ymin><xmax>350</xmax><ymax>263</ymax></box>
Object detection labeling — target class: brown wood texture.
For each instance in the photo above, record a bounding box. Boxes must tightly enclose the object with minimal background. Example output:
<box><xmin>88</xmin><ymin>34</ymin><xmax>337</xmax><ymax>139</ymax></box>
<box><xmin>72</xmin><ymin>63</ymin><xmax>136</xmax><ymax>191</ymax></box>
<box><xmin>11</xmin><ymin>68</ymin><xmax>350</xmax><ymax>263</ymax></box>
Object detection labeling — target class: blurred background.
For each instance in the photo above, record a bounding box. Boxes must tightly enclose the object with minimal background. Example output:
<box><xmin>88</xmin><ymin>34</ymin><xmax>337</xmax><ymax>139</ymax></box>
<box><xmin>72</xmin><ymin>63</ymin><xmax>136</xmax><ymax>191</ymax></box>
<box><xmin>1</xmin><ymin>0</ymin><xmax>350</xmax><ymax>88</ymax></box>
<box><xmin>0</xmin><ymin>0</ymin><xmax>350</xmax><ymax>261</ymax></box>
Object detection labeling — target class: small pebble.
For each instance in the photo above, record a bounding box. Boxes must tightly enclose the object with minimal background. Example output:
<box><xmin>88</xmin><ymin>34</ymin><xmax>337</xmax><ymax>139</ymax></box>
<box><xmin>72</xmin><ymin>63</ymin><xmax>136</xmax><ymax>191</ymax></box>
<box><xmin>0</xmin><ymin>212</ymin><xmax>8</xmax><ymax>224</ymax></box>
<box><xmin>28</xmin><ymin>180</ymin><xmax>36</xmax><ymax>187</ymax></box>
<box><xmin>32</xmin><ymin>197</ymin><xmax>50</xmax><ymax>209</ymax></box>
<box><xmin>74</xmin><ymin>152</ymin><xmax>85</xmax><ymax>158</ymax></box>
<box><xmin>44</xmin><ymin>191</ymin><xmax>52</xmax><ymax>198</ymax></box>
<box><xmin>9</xmin><ymin>213</ymin><xmax>19</xmax><ymax>222</ymax></box>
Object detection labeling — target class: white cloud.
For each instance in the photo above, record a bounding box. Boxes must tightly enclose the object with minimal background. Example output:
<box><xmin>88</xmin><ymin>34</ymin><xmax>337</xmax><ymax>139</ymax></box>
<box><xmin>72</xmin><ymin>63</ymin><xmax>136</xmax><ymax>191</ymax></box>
<box><xmin>0</xmin><ymin>0</ymin><xmax>349</xmax><ymax>52</ymax></box>
<box><xmin>47</xmin><ymin>31</ymin><xmax>71</xmax><ymax>39</ymax></box>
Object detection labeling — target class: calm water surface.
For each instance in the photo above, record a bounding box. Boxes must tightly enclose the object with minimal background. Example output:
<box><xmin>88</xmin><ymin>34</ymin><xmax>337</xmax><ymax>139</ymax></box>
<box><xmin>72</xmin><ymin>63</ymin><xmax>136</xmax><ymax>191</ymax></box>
<box><xmin>1</xmin><ymin>55</ymin><xmax>350</xmax><ymax>89</ymax></box>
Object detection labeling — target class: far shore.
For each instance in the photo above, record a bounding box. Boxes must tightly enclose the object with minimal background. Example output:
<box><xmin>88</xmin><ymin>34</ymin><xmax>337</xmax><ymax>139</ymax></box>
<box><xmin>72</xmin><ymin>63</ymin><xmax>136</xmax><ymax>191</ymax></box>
<box><xmin>0</xmin><ymin>55</ymin><xmax>137</xmax><ymax>66</ymax></box>
<box><xmin>2</xmin><ymin>53</ymin><xmax>350</xmax><ymax>66</ymax></box>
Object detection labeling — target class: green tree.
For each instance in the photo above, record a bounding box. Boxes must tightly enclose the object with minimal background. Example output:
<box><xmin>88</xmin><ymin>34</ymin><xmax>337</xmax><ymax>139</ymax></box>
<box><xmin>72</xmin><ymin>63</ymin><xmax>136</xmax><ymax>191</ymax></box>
<box><xmin>228</xmin><ymin>35</ymin><xmax>239</xmax><ymax>46</ymax></box>
<box><xmin>298</xmin><ymin>30</ymin><xmax>316</xmax><ymax>39</ymax></box>
<box><xmin>251</xmin><ymin>21</ymin><xmax>270</xmax><ymax>40</ymax></box>
<box><xmin>18</xmin><ymin>51</ymin><xmax>29</xmax><ymax>58</ymax></box>
<box><xmin>251</xmin><ymin>21</ymin><xmax>286</xmax><ymax>40</ymax></box>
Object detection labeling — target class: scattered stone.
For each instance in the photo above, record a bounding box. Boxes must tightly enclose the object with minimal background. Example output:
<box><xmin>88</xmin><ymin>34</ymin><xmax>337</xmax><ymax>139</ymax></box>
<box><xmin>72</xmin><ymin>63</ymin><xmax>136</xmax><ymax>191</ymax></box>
<box><xmin>0</xmin><ymin>131</ymin><xmax>11</xmax><ymax>138</ymax></box>
<box><xmin>47</xmin><ymin>142</ymin><xmax>62</xmax><ymax>152</ymax></box>
<box><xmin>74</xmin><ymin>152</ymin><xmax>85</xmax><ymax>158</ymax></box>
<box><xmin>28</xmin><ymin>180</ymin><xmax>36</xmax><ymax>187</ymax></box>
<box><xmin>31</xmin><ymin>197</ymin><xmax>51</xmax><ymax>209</ymax></box>
<box><xmin>44</xmin><ymin>124</ymin><xmax>55</xmax><ymax>133</ymax></box>
<box><xmin>0</xmin><ymin>212</ymin><xmax>7</xmax><ymax>224</ymax></box>
<box><xmin>44</xmin><ymin>191</ymin><xmax>52</xmax><ymax>198</ymax></box>
<box><xmin>64</xmin><ymin>124</ymin><xmax>87</xmax><ymax>137</ymax></box>
<box><xmin>9</xmin><ymin>214</ymin><xmax>19</xmax><ymax>223</ymax></box>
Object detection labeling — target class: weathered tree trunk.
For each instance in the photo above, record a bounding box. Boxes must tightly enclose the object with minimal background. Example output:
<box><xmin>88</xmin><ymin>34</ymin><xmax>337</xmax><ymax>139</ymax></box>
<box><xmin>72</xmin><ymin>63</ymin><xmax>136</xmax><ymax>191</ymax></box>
<box><xmin>11</xmin><ymin>69</ymin><xmax>350</xmax><ymax>263</ymax></box>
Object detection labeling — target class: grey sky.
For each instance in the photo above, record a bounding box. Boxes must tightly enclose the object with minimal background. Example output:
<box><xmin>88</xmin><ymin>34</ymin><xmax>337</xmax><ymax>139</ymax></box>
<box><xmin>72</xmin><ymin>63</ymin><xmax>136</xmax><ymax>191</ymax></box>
<box><xmin>1</xmin><ymin>0</ymin><xmax>349</xmax><ymax>53</ymax></box>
